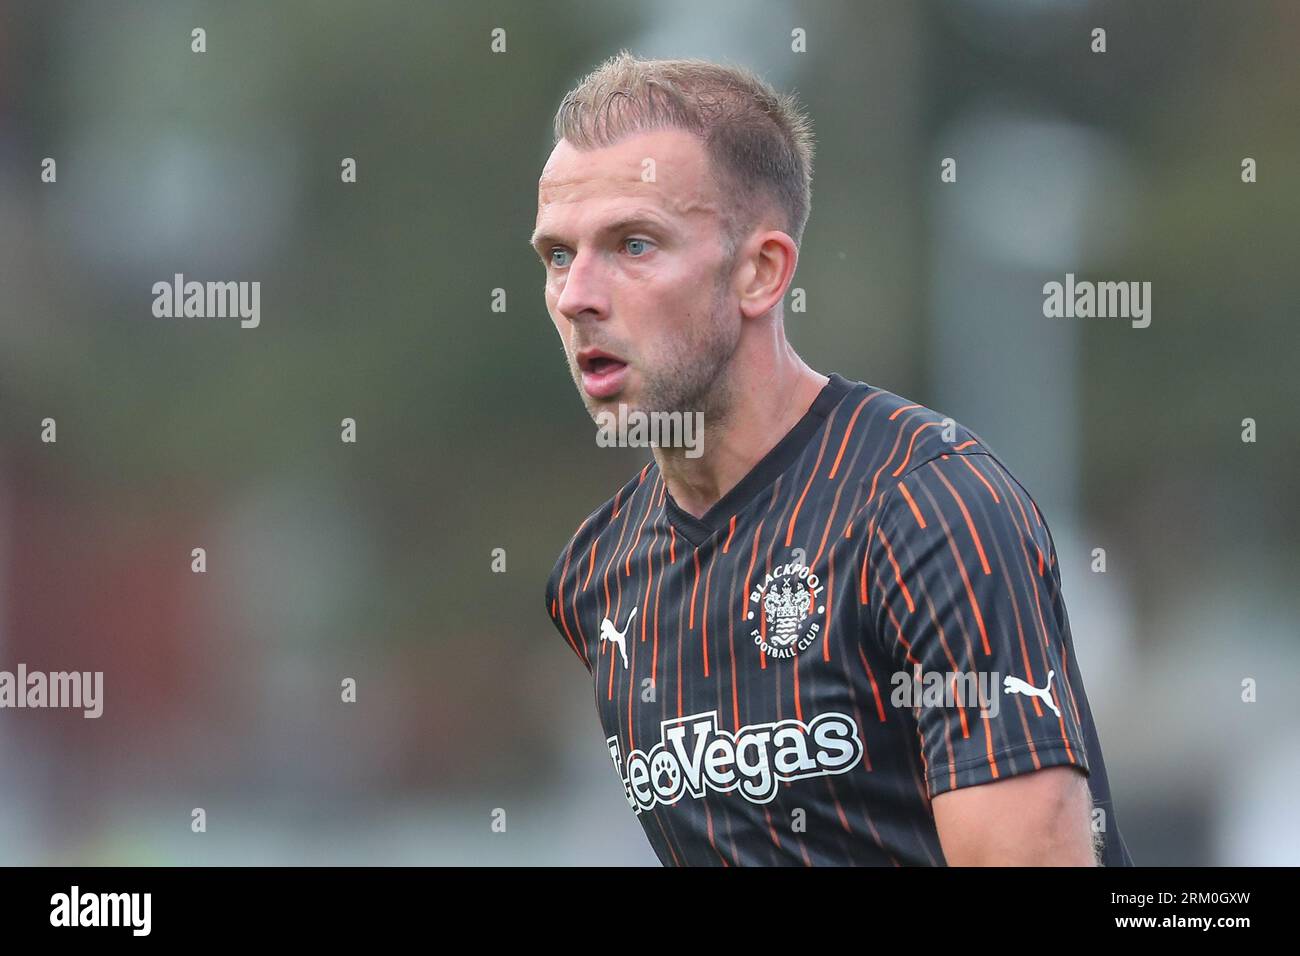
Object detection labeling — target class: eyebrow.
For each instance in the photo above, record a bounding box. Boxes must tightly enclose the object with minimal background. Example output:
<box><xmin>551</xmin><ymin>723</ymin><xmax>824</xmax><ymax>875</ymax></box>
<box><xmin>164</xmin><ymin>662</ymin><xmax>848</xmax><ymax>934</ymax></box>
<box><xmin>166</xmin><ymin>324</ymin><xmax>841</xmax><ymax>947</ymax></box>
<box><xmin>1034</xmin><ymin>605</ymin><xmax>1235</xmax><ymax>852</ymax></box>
<box><xmin>529</xmin><ymin>213</ymin><xmax>672</xmax><ymax>256</ymax></box>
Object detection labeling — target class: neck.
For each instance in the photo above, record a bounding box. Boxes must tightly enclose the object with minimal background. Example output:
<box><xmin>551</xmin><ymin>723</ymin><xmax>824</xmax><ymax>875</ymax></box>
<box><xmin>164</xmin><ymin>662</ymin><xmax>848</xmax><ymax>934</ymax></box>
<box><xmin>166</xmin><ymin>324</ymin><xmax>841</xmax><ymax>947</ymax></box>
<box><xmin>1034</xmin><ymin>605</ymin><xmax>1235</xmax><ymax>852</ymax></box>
<box><xmin>655</xmin><ymin>333</ymin><xmax>827</xmax><ymax>520</ymax></box>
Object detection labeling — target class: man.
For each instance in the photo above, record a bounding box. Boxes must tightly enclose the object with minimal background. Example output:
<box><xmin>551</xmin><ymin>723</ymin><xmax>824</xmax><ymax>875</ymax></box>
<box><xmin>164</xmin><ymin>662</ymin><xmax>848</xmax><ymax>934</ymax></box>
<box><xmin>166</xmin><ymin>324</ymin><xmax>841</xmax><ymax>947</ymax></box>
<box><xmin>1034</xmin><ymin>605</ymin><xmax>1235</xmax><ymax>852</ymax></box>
<box><xmin>534</xmin><ymin>50</ymin><xmax>1132</xmax><ymax>866</ymax></box>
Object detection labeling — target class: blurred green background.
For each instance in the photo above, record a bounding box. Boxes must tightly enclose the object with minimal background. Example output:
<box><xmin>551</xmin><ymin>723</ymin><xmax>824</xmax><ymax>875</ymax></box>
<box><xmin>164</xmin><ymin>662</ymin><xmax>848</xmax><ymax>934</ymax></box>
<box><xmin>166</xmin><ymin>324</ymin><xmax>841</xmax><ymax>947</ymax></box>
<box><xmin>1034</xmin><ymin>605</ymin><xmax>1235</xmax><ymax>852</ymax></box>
<box><xmin>0</xmin><ymin>0</ymin><xmax>1296</xmax><ymax>864</ymax></box>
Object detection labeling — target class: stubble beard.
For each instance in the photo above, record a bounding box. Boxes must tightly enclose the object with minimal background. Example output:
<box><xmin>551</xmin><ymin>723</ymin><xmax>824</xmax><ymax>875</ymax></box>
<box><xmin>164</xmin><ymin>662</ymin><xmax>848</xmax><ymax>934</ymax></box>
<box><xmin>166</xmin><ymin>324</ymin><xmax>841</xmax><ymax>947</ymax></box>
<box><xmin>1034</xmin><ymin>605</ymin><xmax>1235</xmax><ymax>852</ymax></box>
<box><xmin>573</xmin><ymin>266</ymin><xmax>741</xmax><ymax>438</ymax></box>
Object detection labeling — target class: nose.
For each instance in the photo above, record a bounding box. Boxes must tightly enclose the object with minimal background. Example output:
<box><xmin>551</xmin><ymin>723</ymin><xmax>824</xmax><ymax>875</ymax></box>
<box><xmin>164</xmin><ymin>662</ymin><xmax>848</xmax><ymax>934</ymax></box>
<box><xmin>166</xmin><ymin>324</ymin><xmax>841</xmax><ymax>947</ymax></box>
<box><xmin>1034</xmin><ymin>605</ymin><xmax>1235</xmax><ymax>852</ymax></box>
<box><xmin>554</xmin><ymin>249</ymin><xmax>609</xmax><ymax>324</ymax></box>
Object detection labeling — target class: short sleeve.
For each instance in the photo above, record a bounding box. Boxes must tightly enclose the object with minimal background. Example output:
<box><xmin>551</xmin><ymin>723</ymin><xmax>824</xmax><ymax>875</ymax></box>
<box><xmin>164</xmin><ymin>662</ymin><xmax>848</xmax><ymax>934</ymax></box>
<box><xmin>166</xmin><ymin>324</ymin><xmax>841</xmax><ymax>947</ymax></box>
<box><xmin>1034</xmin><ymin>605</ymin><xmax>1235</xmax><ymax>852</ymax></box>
<box><xmin>866</xmin><ymin>452</ymin><xmax>1092</xmax><ymax>797</ymax></box>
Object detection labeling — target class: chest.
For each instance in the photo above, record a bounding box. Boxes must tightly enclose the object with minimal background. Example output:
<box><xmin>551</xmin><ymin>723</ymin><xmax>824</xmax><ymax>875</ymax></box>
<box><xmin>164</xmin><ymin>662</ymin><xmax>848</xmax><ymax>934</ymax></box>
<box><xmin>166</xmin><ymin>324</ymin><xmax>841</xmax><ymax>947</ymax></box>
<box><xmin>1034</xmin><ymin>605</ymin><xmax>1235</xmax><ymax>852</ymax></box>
<box><xmin>579</xmin><ymin>536</ymin><xmax>883</xmax><ymax>813</ymax></box>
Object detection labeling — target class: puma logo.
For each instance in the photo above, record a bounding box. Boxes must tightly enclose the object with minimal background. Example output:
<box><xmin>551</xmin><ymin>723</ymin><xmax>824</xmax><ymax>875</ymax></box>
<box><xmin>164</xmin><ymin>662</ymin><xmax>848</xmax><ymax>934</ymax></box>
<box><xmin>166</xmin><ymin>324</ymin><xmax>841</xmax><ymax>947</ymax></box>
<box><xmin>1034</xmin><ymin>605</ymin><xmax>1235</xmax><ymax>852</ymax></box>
<box><xmin>1002</xmin><ymin>670</ymin><xmax>1061</xmax><ymax>718</ymax></box>
<box><xmin>599</xmin><ymin>607</ymin><xmax>637</xmax><ymax>669</ymax></box>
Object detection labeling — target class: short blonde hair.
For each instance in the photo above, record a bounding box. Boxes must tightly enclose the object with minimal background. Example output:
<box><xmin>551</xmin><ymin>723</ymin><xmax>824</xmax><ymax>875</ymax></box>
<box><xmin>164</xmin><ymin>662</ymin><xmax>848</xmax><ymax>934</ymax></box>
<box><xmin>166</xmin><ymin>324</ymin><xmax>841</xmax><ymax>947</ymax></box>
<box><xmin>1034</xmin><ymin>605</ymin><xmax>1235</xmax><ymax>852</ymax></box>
<box><xmin>552</xmin><ymin>50</ymin><xmax>816</xmax><ymax>254</ymax></box>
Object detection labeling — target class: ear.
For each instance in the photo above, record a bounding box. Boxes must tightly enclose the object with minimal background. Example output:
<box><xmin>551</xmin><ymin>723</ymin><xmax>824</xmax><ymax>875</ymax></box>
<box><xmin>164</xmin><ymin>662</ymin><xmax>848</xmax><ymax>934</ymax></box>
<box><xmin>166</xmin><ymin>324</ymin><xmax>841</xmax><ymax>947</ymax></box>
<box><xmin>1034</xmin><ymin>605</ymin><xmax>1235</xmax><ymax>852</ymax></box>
<box><xmin>737</xmin><ymin>230</ymin><xmax>799</xmax><ymax>320</ymax></box>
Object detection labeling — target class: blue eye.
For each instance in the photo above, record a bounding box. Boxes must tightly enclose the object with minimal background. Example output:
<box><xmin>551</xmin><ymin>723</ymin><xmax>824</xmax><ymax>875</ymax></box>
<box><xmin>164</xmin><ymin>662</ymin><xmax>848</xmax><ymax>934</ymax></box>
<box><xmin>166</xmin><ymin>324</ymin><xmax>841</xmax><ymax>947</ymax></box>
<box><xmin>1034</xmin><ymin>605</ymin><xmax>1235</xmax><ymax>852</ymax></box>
<box><xmin>549</xmin><ymin>248</ymin><xmax>571</xmax><ymax>268</ymax></box>
<box><xmin>625</xmin><ymin>238</ymin><xmax>650</xmax><ymax>256</ymax></box>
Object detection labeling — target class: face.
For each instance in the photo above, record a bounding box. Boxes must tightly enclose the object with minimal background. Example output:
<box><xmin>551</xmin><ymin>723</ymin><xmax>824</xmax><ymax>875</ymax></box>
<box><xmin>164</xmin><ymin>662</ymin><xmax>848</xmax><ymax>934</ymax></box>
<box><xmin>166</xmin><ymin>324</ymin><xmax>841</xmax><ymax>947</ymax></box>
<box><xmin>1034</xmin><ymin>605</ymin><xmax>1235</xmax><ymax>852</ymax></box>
<box><xmin>531</xmin><ymin>128</ymin><xmax>741</xmax><ymax>422</ymax></box>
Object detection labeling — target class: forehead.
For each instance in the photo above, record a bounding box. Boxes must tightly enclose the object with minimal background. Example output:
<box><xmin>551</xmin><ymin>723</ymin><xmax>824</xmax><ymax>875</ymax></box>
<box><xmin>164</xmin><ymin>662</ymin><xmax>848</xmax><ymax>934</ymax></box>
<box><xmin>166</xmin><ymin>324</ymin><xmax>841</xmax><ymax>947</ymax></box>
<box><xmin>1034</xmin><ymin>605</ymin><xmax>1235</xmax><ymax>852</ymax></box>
<box><xmin>535</xmin><ymin>128</ymin><xmax>721</xmax><ymax>225</ymax></box>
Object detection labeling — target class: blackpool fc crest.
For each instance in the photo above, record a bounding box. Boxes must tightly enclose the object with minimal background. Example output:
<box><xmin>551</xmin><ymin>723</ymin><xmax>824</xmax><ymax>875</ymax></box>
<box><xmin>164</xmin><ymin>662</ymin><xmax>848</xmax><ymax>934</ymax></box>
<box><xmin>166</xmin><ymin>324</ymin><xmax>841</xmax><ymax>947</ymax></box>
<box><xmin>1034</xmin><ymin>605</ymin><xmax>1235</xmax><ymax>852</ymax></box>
<box><xmin>747</xmin><ymin>555</ymin><xmax>824</xmax><ymax>660</ymax></box>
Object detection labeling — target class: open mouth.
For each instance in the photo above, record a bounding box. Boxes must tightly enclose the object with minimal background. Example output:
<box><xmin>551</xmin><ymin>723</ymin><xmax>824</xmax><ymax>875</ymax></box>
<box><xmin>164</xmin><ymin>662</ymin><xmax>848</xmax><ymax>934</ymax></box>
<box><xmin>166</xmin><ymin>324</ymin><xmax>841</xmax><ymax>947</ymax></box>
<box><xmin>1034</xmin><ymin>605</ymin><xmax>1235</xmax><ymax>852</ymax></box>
<box><xmin>577</xmin><ymin>349</ymin><xmax>629</xmax><ymax>399</ymax></box>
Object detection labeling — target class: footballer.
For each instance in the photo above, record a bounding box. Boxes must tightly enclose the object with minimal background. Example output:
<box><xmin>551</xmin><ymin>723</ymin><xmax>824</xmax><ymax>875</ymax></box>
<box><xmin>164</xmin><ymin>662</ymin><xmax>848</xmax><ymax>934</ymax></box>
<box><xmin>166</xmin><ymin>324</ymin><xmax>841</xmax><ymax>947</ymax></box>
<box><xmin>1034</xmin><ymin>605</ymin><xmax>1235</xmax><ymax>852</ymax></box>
<box><xmin>535</xmin><ymin>51</ymin><xmax>1133</xmax><ymax>867</ymax></box>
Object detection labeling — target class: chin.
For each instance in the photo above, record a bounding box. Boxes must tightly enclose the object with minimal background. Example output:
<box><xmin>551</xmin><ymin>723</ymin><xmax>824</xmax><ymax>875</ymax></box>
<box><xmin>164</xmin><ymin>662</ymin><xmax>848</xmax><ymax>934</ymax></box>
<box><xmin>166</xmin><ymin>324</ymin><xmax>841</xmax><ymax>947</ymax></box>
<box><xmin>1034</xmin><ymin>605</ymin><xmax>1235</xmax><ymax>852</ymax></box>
<box><xmin>583</xmin><ymin>393</ymin><xmax>631</xmax><ymax>419</ymax></box>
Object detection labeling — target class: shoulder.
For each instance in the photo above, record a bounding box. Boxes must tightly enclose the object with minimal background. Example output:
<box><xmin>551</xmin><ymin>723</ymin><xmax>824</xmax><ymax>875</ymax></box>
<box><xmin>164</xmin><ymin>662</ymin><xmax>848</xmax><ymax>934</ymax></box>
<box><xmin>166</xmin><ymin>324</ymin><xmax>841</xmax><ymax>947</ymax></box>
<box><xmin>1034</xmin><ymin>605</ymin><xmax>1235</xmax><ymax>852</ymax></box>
<box><xmin>827</xmin><ymin>381</ymin><xmax>1000</xmax><ymax>499</ymax></box>
<box><xmin>825</xmin><ymin>381</ymin><xmax>1046</xmax><ymax>540</ymax></box>
<box><xmin>543</xmin><ymin>462</ymin><xmax>660</xmax><ymax>604</ymax></box>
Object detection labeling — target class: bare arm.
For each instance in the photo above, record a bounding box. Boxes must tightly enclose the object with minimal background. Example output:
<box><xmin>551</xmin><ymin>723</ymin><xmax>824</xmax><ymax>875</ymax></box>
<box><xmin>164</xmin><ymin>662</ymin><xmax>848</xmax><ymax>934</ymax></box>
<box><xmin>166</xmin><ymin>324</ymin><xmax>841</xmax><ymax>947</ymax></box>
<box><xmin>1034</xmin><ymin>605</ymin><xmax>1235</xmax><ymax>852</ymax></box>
<box><xmin>931</xmin><ymin>765</ymin><xmax>1098</xmax><ymax>866</ymax></box>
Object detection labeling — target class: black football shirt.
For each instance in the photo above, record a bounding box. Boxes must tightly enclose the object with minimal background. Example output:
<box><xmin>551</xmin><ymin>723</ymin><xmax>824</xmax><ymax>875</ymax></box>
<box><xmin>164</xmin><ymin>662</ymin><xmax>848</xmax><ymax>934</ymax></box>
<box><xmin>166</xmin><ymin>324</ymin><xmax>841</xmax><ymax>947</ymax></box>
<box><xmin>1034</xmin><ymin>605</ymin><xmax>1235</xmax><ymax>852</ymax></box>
<box><xmin>544</xmin><ymin>372</ymin><xmax>1133</xmax><ymax>866</ymax></box>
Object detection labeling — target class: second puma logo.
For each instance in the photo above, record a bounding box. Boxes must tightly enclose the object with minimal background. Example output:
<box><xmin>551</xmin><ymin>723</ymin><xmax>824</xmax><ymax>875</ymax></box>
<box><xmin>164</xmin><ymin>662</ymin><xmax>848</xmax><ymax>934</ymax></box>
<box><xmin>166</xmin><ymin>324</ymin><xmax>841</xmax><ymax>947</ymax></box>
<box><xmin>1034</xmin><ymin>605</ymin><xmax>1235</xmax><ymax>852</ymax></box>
<box><xmin>1002</xmin><ymin>670</ymin><xmax>1061</xmax><ymax>718</ymax></box>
